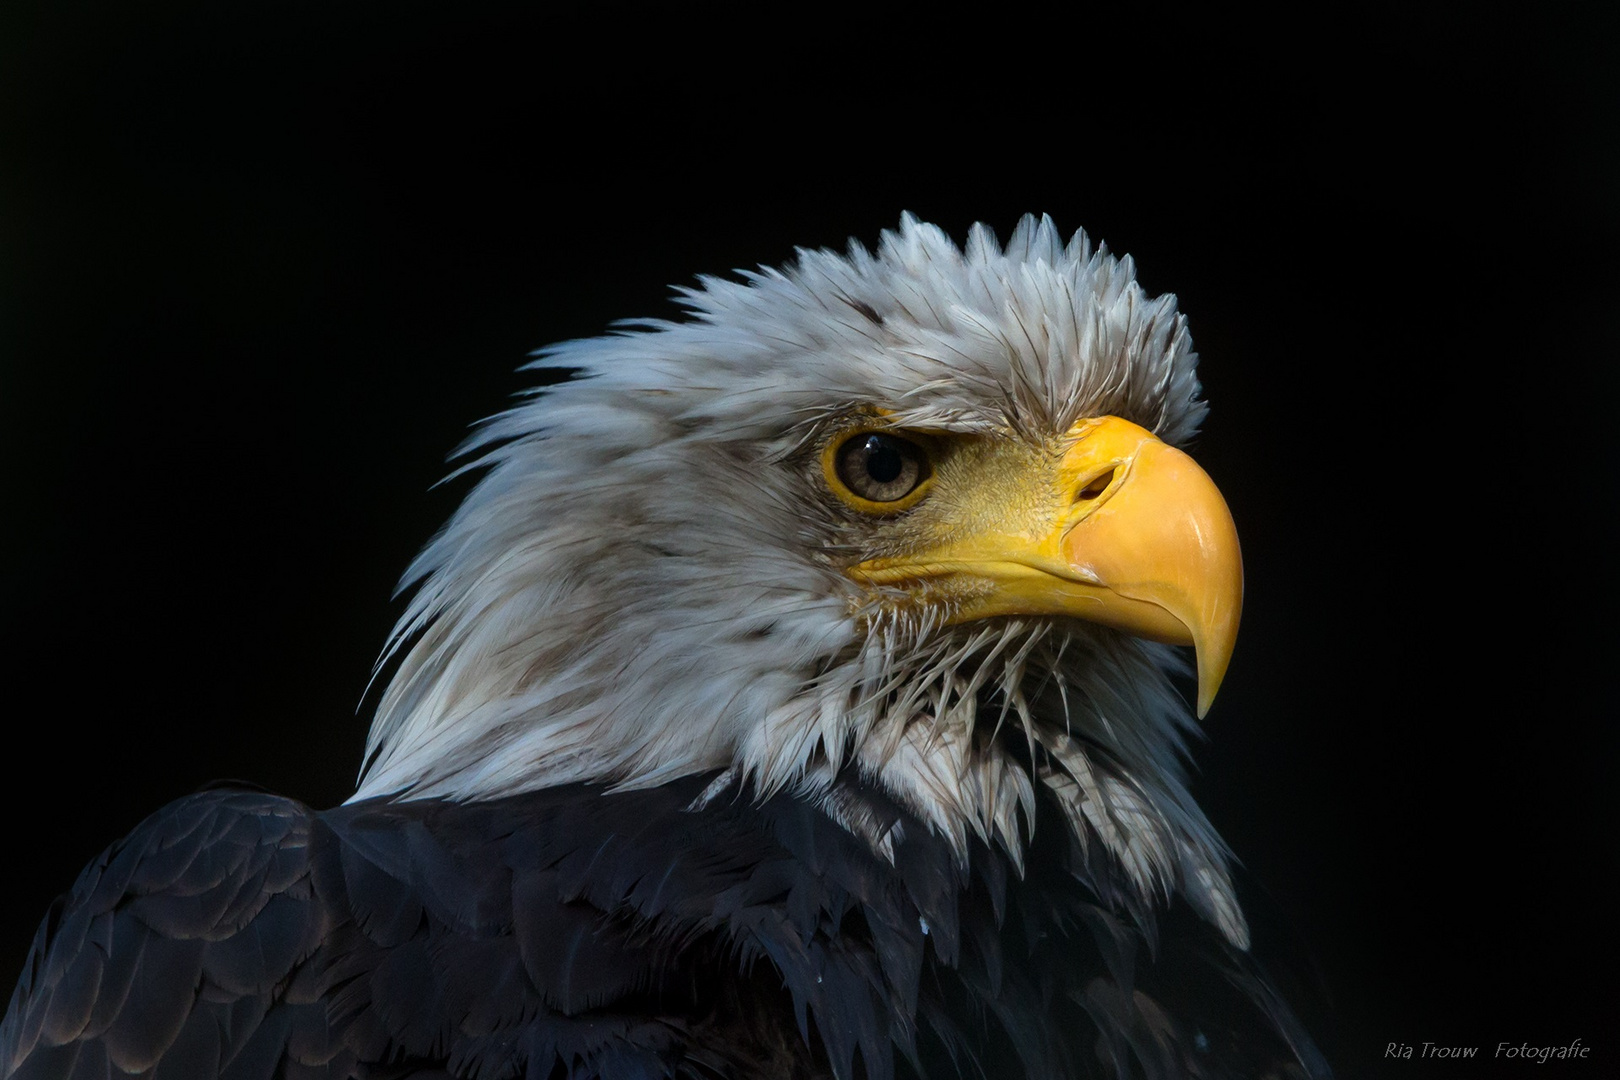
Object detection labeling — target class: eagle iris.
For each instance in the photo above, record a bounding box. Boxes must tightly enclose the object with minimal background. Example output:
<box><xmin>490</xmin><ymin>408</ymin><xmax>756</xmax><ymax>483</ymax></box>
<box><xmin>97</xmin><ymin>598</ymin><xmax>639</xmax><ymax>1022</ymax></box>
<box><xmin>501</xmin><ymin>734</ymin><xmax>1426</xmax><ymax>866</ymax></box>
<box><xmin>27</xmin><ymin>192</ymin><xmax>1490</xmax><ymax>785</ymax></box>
<box><xmin>835</xmin><ymin>432</ymin><xmax>928</xmax><ymax>503</ymax></box>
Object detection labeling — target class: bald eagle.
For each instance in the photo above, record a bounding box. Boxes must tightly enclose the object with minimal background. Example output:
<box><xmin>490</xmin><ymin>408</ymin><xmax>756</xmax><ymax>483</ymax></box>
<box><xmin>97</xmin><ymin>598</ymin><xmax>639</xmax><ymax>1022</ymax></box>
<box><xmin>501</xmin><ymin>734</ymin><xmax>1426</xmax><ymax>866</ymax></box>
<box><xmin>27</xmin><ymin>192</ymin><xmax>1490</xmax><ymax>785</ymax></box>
<box><xmin>2</xmin><ymin>216</ymin><xmax>1324</xmax><ymax>1079</ymax></box>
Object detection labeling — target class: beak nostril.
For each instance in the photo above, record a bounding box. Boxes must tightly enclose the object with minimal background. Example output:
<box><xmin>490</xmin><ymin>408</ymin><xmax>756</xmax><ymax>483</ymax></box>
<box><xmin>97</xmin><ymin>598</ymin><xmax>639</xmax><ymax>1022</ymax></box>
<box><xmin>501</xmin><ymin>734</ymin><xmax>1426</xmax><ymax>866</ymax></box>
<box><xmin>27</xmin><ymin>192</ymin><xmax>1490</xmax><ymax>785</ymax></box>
<box><xmin>1078</xmin><ymin>468</ymin><xmax>1116</xmax><ymax>501</ymax></box>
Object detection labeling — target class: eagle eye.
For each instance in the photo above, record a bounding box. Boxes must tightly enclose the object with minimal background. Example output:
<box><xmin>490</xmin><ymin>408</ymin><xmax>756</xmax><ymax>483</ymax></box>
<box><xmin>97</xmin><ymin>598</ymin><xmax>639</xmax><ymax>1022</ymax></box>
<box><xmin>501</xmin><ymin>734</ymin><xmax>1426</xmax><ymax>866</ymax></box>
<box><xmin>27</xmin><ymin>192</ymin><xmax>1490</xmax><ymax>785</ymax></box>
<box><xmin>830</xmin><ymin>431</ymin><xmax>931</xmax><ymax>508</ymax></box>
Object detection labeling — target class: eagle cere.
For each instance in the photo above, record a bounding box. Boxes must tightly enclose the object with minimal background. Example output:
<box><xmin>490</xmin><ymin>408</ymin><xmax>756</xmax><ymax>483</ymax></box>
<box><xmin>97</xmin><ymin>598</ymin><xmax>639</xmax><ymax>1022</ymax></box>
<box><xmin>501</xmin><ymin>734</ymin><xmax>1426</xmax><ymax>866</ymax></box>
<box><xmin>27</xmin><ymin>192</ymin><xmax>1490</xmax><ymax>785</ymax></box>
<box><xmin>1</xmin><ymin>215</ymin><xmax>1324</xmax><ymax>1079</ymax></box>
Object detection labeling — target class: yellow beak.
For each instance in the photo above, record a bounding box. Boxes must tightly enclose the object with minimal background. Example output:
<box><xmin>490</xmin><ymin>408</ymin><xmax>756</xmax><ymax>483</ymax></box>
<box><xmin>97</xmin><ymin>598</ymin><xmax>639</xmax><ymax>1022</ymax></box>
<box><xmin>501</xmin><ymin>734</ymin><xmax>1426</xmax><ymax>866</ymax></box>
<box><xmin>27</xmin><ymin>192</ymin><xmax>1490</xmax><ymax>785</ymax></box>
<box><xmin>848</xmin><ymin>416</ymin><xmax>1243</xmax><ymax>717</ymax></box>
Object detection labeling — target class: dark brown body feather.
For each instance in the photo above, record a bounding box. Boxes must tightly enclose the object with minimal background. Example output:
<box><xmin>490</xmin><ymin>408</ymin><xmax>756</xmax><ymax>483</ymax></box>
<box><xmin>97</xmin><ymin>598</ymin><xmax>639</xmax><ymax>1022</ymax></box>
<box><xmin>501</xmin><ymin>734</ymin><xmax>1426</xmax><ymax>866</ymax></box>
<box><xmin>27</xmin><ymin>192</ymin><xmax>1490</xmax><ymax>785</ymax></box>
<box><xmin>3</xmin><ymin>776</ymin><xmax>1325</xmax><ymax>1079</ymax></box>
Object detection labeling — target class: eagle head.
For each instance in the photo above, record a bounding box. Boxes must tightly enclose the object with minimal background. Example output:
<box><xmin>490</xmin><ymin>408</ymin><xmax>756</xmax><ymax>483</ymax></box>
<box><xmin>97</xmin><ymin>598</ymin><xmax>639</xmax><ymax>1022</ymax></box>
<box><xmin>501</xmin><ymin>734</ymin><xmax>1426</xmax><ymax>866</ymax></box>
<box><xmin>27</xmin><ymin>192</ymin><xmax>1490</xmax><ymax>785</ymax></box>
<box><xmin>354</xmin><ymin>214</ymin><xmax>1249</xmax><ymax>947</ymax></box>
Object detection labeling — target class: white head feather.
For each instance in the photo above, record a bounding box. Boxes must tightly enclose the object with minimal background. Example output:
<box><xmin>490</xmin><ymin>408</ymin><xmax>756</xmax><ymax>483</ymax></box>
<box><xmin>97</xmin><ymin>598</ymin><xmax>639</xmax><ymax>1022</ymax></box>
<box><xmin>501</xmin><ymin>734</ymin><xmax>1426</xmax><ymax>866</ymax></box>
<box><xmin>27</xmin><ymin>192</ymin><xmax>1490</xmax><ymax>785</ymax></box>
<box><xmin>353</xmin><ymin>214</ymin><xmax>1248</xmax><ymax>947</ymax></box>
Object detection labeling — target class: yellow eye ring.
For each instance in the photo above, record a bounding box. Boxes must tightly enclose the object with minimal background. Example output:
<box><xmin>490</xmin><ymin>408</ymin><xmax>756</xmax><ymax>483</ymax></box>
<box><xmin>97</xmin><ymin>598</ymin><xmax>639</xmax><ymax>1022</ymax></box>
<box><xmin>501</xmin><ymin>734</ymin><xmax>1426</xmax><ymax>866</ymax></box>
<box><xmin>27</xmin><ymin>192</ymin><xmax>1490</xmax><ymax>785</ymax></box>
<box><xmin>822</xmin><ymin>429</ymin><xmax>935</xmax><ymax>514</ymax></box>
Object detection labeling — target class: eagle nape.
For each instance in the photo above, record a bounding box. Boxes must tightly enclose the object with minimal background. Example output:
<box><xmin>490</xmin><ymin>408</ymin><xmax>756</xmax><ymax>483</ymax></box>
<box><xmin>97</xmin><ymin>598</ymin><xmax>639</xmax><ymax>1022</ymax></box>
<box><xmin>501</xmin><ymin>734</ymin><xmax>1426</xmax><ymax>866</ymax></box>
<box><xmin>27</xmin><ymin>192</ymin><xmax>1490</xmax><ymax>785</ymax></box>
<box><xmin>2</xmin><ymin>215</ymin><xmax>1327</xmax><ymax>1080</ymax></box>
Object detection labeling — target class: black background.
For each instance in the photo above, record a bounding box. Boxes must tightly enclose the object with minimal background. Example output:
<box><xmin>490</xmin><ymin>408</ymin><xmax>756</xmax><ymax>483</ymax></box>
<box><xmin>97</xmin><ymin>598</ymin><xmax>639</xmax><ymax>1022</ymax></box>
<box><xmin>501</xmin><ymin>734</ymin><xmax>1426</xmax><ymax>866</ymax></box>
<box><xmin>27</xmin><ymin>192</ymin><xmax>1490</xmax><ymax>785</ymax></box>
<box><xmin>3</xmin><ymin>5</ymin><xmax>1616</xmax><ymax>1077</ymax></box>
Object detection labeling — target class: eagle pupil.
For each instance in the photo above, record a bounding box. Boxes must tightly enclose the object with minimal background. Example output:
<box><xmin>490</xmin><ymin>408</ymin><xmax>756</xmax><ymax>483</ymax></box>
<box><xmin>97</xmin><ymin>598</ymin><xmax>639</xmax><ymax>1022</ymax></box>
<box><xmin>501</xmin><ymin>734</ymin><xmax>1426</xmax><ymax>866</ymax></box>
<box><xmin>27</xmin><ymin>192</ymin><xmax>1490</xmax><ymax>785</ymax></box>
<box><xmin>864</xmin><ymin>436</ymin><xmax>903</xmax><ymax>483</ymax></box>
